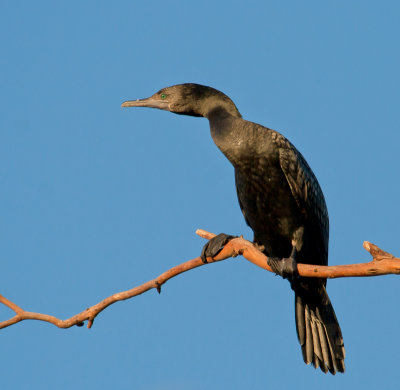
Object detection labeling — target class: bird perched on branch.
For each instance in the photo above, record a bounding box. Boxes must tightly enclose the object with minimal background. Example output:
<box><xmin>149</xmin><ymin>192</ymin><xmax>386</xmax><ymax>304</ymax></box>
<box><xmin>122</xmin><ymin>83</ymin><xmax>345</xmax><ymax>374</ymax></box>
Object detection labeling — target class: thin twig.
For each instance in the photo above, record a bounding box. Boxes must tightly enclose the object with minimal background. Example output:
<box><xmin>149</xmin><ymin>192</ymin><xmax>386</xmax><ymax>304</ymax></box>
<box><xmin>0</xmin><ymin>229</ymin><xmax>398</xmax><ymax>330</ymax></box>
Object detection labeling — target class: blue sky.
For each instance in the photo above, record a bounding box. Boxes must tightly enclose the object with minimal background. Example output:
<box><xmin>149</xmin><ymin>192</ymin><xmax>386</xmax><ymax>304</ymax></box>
<box><xmin>1</xmin><ymin>1</ymin><xmax>399</xmax><ymax>389</ymax></box>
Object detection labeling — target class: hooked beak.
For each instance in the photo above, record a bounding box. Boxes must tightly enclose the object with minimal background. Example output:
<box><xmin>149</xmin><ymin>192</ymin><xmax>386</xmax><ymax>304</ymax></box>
<box><xmin>121</xmin><ymin>96</ymin><xmax>170</xmax><ymax>110</ymax></box>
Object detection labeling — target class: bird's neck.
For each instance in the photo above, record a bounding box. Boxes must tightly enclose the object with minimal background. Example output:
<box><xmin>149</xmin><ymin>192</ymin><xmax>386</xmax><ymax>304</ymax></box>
<box><xmin>207</xmin><ymin>108</ymin><xmax>247</xmax><ymax>167</ymax></box>
<box><xmin>203</xmin><ymin>97</ymin><xmax>241</xmax><ymax>120</ymax></box>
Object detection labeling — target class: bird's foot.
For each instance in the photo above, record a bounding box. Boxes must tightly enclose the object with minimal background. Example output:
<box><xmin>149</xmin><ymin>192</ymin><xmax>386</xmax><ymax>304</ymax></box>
<box><xmin>201</xmin><ymin>233</ymin><xmax>236</xmax><ymax>264</ymax></box>
<box><xmin>268</xmin><ymin>256</ymin><xmax>298</xmax><ymax>280</ymax></box>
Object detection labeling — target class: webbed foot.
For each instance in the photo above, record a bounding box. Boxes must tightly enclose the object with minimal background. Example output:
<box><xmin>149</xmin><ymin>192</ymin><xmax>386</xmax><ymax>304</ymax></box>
<box><xmin>201</xmin><ymin>233</ymin><xmax>236</xmax><ymax>263</ymax></box>
<box><xmin>268</xmin><ymin>256</ymin><xmax>298</xmax><ymax>280</ymax></box>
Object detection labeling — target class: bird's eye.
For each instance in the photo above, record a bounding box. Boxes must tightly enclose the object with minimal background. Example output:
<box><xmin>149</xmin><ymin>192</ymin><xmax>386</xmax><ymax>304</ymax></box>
<box><xmin>160</xmin><ymin>93</ymin><xmax>167</xmax><ymax>100</ymax></box>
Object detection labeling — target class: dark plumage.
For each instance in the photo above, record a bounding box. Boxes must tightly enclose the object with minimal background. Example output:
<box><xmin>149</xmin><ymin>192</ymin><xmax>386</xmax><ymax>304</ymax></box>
<box><xmin>122</xmin><ymin>83</ymin><xmax>345</xmax><ymax>374</ymax></box>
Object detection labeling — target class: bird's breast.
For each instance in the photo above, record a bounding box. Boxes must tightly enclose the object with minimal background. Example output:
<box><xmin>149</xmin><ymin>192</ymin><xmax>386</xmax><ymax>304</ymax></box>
<box><xmin>235</xmin><ymin>159</ymin><xmax>303</xmax><ymax>256</ymax></box>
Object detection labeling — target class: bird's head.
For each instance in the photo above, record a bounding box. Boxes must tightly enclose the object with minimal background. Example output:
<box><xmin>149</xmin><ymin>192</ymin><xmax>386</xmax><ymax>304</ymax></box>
<box><xmin>121</xmin><ymin>83</ymin><xmax>241</xmax><ymax>119</ymax></box>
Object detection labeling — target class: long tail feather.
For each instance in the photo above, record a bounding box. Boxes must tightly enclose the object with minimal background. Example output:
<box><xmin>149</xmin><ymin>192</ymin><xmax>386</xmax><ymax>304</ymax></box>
<box><xmin>295</xmin><ymin>284</ymin><xmax>345</xmax><ymax>374</ymax></box>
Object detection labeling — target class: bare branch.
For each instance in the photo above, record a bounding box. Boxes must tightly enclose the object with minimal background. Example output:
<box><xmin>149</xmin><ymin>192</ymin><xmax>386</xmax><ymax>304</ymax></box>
<box><xmin>1</xmin><ymin>229</ymin><xmax>399</xmax><ymax>330</ymax></box>
<box><xmin>195</xmin><ymin>230</ymin><xmax>400</xmax><ymax>278</ymax></box>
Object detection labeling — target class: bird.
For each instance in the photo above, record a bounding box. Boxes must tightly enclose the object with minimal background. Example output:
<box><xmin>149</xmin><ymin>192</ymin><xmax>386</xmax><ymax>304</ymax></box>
<box><xmin>121</xmin><ymin>83</ymin><xmax>345</xmax><ymax>374</ymax></box>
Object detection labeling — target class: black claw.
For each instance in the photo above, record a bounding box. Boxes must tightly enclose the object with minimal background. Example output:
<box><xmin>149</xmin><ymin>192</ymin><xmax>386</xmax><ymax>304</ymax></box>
<box><xmin>268</xmin><ymin>256</ymin><xmax>298</xmax><ymax>280</ymax></box>
<box><xmin>76</xmin><ymin>321</ymin><xmax>84</xmax><ymax>327</ymax></box>
<box><xmin>156</xmin><ymin>282</ymin><xmax>162</xmax><ymax>294</ymax></box>
<box><xmin>200</xmin><ymin>233</ymin><xmax>236</xmax><ymax>263</ymax></box>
